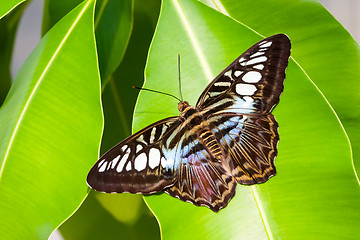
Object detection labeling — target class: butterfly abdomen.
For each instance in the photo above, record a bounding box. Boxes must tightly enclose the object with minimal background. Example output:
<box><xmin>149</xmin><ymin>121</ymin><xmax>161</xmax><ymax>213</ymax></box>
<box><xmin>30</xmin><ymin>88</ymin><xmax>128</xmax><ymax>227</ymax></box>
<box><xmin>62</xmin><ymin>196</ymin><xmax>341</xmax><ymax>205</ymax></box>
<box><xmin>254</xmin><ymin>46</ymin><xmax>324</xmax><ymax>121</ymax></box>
<box><xmin>199</xmin><ymin>130</ymin><xmax>222</xmax><ymax>160</ymax></box>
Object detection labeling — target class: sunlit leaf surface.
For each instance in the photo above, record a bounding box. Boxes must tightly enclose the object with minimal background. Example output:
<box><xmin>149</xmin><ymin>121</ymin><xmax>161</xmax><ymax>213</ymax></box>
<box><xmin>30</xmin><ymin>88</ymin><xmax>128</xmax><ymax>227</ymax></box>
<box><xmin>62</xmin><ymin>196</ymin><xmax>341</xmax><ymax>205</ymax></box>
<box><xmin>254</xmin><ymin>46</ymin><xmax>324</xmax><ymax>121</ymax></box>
<box><xmin>0</xmin><ymin>0</ymin><xmax>25</xmax><ymax>20</ymax></box>
<box><xmin>0</xmin><ymin>1</ymin><xmax>102</xmax><ymax>239</ymax></box>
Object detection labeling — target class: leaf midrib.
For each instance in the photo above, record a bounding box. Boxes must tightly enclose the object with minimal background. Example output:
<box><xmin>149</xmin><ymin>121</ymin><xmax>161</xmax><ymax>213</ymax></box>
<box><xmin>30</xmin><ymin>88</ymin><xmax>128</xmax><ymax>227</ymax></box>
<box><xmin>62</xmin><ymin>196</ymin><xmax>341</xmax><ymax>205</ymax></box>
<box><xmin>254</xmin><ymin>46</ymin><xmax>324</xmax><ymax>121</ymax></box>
<box><xmin>172</xmin><ymin>0</ymin><xmax>213</xmax><ymax>80</ymax></box>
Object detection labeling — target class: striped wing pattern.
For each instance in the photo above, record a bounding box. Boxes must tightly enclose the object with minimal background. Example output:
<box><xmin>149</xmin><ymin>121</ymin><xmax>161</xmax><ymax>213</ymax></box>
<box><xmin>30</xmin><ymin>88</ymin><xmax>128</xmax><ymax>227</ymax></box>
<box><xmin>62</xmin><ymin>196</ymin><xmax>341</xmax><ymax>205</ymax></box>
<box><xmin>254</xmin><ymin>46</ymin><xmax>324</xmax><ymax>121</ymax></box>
<box><xmin>208</xmin><ymin>113</ymin><xmax>279</xmax><ymax>185</ymax></box>
<box><xmin>87</xmin><ymin>34</ymin><xmax>291</xmax><ymax>212</ymax></box>
<box><xmin>197</xmin><ymin>34</ymin><xmax>290</xmax><ymax>113</ymax></box>
<box><xmin>165</xmin><ymin>122</ymin><xmax>237</xmax><ymax>212</ymax></box>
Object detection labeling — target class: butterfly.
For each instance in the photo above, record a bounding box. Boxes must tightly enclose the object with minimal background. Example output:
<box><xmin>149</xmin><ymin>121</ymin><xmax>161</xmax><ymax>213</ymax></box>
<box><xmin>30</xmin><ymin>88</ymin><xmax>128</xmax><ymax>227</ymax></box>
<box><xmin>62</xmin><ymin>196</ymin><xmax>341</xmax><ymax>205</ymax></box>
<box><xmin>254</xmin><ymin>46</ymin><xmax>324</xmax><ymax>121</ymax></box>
<box><xmin>87</xmin><ymin>34</ymin><xmax>291</xmax><ymax>212</ymax></box>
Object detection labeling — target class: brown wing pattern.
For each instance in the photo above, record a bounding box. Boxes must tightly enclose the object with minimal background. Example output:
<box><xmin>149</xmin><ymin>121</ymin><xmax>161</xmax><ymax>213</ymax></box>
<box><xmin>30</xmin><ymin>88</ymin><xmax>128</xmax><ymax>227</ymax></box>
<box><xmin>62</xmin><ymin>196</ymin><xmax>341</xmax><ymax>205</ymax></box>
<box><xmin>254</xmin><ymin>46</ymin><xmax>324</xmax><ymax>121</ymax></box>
<box><xmin>165</xmin><ymin>131</ymin><xmax>236</xmax><ymax>212</ymax></box>
<box><xmin>87</xmin><ymin>117</ymin><xmax>181</xmax><ymax>194</ymax></box>
<box><xmin>208</xmin><ymin>113</ymin><xmax>279</xmax><ymax>184</ymax></box>
<box><xmin>197</xmin><ymin>34</ymin><xmax>291</xmax><ymax>114</ymax></box>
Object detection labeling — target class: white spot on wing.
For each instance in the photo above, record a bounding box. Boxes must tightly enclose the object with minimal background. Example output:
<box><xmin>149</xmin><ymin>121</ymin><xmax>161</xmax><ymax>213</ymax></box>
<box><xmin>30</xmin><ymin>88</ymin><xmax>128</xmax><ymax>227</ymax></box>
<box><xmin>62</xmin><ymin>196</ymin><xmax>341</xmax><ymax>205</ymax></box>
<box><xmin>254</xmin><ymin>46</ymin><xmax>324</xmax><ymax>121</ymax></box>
<box><xmin>161</xmin><ymin>157</ymin><xmax>167</xmax><ymax>168</ymax></box>
<box><xmin>253</xmin><ymin>64</ymin><xmax>264</xmax><ymax>70</ymax></box>
<box><xmin>214</xmin><ymin>82</ymin><xmax>231</xmax><ymax>87</ymax></box>
<box><xmin>137</xmin><ymin>135</ymin><xmax>144</xmax><ymax>143</ymax></box>
<box><xmin>251</xmin><ymin>52</ymin><xmax>263</xmax><ymax>58</ymax></box>
<box><xmin>116</xmin><ymin>149</ymin><xmax>130</xmax><ymax>172</ymax></box>
<box><xmin>110</xmin><ymin>155</ymin><xmax>120</xmax><ymax>169</ymax></box>
<box><xmin>246</xmin><ymin>56</ymin><xmax>267</xmax><ymax>65</ymax></box>
<box><xmin>239</xmin><ymin>57</ymin><xmax>246</xmax><ymax>63</ymax></box>
<box><xmin>126</xmin><ymin>161</ymin><xmax>132</xmax><ymax>171</ymax></box>
<box><xmin>98</xmin><ymin>159</ymin><xmax>105</xmax><ymax>168</ymax></box>
<box><xmin>134</xmin><ymin>153</ymin><xmax>147</xmax><ymax>171</ymax></box>
<box><xmin>209</xmin><ymin>91</ymin><xmax>222</xmax><ymax>97</ymax></box>
<box><xmin>121</xmin><ymin>145</ymin><xmax>128</xmax><ymax>152</ymax></box>
<box><xmin>224</xmin><ymin>70</ymin><xmax>232</xmax><ymax>79</ymax></box>
<box><xmin>234</xmin><ymin>70</ymin><xmax>242</xmax><ymax>77</ymax></box>
<box><xmin>149</xmin><ymin>127</ymin><xmax>156</xmax><ymax>143</ymax></box>
<box><xmin>242</xmin><ymin>71</ymin><xmax>262</xmax><ymax>83</ymax></box>
<box><xmin>161</xmin><ymin>125</ymin><xmax>167</xmax><ymax>136</ymax></box>
<box><xmin>98</xmin><ymin>159</ymin><xmax>107</xmax><ymax>172</ymax></box>
<box><xmin>136</xmin><ymin>145</ymin><xmax>143</xmax><ymax>153</ymax></box>
<box><xmin>236</xmin><ymin>84</ymin><xmax>257</xmax><ymax>95</ymax></box>
<box><xmin>261</xmin><ymin>42</ymin><xmax>272</xmax><ymax>48</ymax></box>
<box><xmin>221</xmin><ymin>97</ymin><xmax>255</xmax><ymax>114</ymax></box>
<box><xmin>149</xmin><ymin>148</ymin><xmax>161</xmax><ymax>169</ymax></box>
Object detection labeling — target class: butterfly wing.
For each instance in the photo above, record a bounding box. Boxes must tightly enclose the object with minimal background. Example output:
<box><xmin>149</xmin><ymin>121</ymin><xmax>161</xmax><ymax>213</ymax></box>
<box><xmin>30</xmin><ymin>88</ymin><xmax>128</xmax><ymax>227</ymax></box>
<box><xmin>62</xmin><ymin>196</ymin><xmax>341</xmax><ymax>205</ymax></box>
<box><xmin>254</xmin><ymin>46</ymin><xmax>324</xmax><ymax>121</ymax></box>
<box><xmin>208</xmin><ymin>113</ymin><xmax>279</xmax><ymax>184</ymax></box>
<box><xmin>197</xmin><ymin>34</ymin><xmax>291</xmax><ymax>113</ymax></box>
<box><xmin>197</xmin><ymin>34</ymin><xmax>291</xmax><ymax>184</ymax></box>
<box><xmin>87</xmin><ymin>117</ymin><xmax>182</xmax><ymax>194</ymax></box>
<box><xmin>164</xmin><ymin>126</ymin><xmax>237</xmax><ymax>212</ymax></box>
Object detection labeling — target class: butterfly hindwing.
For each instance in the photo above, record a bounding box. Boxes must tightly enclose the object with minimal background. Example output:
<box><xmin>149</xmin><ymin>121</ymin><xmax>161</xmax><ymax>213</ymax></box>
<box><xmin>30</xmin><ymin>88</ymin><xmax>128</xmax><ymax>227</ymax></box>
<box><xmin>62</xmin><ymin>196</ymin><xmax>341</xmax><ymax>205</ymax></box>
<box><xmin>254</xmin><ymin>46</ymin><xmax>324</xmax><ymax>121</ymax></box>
<box><xmin>165</xmin><ymin>127</ymin><xmax>237</xmax><ymax>212</ymax></box>
<box><xmin>208</xmin><ymin>113</ymin><xmax>279</xmax><ymax>184</ymax></box>
<box><xmin>87</xmin><ymin>117</ymin><xmax>181</xmax><ymax>194</ymax></box>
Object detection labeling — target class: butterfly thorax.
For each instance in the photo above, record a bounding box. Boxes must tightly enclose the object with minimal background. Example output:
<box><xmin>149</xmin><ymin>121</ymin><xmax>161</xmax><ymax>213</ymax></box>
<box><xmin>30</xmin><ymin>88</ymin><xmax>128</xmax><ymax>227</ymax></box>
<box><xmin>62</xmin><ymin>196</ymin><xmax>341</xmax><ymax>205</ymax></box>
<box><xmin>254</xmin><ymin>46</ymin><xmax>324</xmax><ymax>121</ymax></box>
<box><xmin>178</xmin><ymin>101</ymin><xmax>198</xmax><ymax>119</ymax></box>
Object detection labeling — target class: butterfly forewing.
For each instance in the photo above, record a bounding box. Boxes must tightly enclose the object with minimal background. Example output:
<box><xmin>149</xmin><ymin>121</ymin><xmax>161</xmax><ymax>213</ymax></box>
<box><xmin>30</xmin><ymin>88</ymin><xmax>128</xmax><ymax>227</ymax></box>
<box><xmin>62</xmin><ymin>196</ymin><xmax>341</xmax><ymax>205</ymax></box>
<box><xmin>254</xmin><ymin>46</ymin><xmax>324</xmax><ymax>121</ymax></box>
<box><xmin>87</xmin><ymin>117</ymin><xmax>181</xmax><ymax>194</ymax></box>
<box><xmin>197</xmin><ymin>34</ymin><xmax>291</xmax><ymax>114</ymax></box>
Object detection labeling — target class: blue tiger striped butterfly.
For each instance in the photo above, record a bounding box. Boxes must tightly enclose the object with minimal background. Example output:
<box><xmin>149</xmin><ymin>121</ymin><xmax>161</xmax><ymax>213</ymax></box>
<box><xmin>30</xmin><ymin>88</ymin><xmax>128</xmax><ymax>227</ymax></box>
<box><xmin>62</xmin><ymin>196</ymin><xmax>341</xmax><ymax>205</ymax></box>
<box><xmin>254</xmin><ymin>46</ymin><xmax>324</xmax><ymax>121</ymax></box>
<box><xmin>87</xmin><ymin>34</ymin><xmax>291</xmax><ymax>212</ymax></box>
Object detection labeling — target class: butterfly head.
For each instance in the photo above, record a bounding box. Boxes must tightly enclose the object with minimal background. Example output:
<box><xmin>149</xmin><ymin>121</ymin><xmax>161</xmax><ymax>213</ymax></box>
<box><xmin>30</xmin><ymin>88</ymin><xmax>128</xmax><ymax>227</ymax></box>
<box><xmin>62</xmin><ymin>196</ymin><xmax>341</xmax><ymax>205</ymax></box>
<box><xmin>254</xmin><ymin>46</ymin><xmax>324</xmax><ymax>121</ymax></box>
<box><xmin>178</xmin><ymin>101</ymin><xmax>190</xmax><ymax>112</ymax></box>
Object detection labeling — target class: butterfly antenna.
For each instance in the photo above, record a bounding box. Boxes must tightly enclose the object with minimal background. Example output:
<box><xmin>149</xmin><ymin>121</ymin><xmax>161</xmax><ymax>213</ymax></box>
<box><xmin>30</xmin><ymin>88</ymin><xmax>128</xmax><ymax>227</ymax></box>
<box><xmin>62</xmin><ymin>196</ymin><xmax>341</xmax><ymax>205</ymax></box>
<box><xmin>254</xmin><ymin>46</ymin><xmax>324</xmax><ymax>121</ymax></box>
<box><xmin>178</xmin><ymin>54</ymin><xmax>183</xmax><ymax>102</ymax></box>
<box><xmin>133</xmin><ymin>86</ymin><xmax>182</xmax><ymax>102</ymax></box>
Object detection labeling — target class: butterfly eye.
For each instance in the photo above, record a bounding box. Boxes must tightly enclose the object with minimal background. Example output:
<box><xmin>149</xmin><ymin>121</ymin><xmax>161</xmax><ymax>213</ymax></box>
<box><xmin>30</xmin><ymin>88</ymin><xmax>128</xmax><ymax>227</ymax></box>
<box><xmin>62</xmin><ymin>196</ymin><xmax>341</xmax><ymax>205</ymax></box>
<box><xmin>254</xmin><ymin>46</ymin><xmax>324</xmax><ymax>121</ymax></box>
<box><xmin>178</xmin><ymin>101</ymin><xmax>189</xmax><ymax>112</ymax></box>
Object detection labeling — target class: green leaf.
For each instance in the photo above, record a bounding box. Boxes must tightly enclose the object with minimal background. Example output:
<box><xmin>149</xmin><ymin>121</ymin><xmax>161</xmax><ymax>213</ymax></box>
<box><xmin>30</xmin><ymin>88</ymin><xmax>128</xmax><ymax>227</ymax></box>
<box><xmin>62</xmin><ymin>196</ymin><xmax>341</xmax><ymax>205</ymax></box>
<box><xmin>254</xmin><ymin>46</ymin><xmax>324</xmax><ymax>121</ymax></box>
<box><xmin>0</xmin><ymin>0</ymin><xmax>25</xmax><ymax>19</ymax></box>
<box><xmin>59</xmin><ymin>192</ymin><xmax>160</xmax><ymax>240</ymax></box>
<box><xmin>201</xmin><ymin>0</ymin><xmax>360</xmax><ymax>188</ymax></box>
<box><xmin>42</xmin><ymin>0</ymin><xmax>134</xmax><ymax>87</ymax></box>
<box><xmin>133</xmin><ymin>0</ymin><xmax>360</xmax><ymax>238</ymax></box>
<box><xmin>0</xmin><ymin>2</ymin><xmax>28</xmax><ymax>105</ymax></box>
<box><xmin>95</xmin><ymin>0</ymin><xmax>134</xmax><ymax>86</ymax></box>
<box><xmin>0</xmin><ymin>0</ymin><xmax>102</xmax><ymax>239</ymax></box>
<box><xmin>42</xmin><ymin>0</ymin><xmax>83</xmax><ymax>35</ymax></box>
